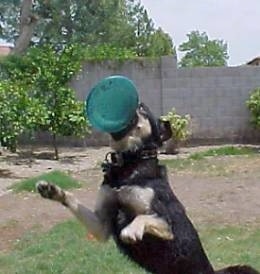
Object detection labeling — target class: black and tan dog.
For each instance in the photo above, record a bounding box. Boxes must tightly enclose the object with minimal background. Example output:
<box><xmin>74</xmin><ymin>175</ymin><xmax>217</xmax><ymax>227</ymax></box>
<box><xmin>37</xmin><ymin>103</ymin><xmax>259</xmax><ymax>274</ymax></box>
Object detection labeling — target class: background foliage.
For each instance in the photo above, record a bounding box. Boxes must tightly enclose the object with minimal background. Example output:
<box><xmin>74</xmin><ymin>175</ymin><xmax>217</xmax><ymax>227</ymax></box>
<box><xmin>0</xmin><ymin>0</ymin><xmax>175</xmax><ymax>57</ymax></box>
<box><xmin>0</xmin><ymin>45</ymin><xmax>90</xmax><ymax>158</ymax></box>
<box><xmin>0</xmin><ymin>80</ymin><xmax>46</xmax><ymax>152</ymax></box>
<box><xmin>246</xmin><ymin>87</ymin><xmax>260</xmax><ymax>129</ymax></box>
<box><xmin>161</xmin><ymin>108</ymin><xmax>191</xmax><ymax>154</ymax></box>
<box><xmin>179</xmin><ymin>31</ymin><xmax>229</xmax><ymax>67</ymax></box>
<box><xmin>161</xmin><ymin>108</ymin><xmax>191</xmax><ymax>143</ymax></box>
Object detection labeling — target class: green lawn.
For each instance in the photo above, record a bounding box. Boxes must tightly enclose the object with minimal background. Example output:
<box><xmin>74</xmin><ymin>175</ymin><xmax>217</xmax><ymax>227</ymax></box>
<box><xmin>9</xmin><ymin>170</ymin><xmax>82</xmax><ymax>193</ymax></box>
<box><xmin>0</xmin><ymin>220</ymin><xmax>259</xmax><ymax>274</ymax></box>
<box><xmin>0</xmin><ymin>220</ymin><xmax>144</xmax><ymax>274</ymax></box>
<box><xmin>200</xmin><ymin>225</ymin><xmax>260</xmax><ymax>270</ymax></box>
<box><xmin>161</xmin><ymin>145</ymin><xmax>260</xmax><ymax>176</ymax></box>
<box><xmin>189</xmin><ymin>146</ymin><xmax>258</xmax><ymax>160</ymax></box>
<box><xmin>161</xmin><ymin>157</ymin><xmax>229</xmax><ymax>176</ymax></box>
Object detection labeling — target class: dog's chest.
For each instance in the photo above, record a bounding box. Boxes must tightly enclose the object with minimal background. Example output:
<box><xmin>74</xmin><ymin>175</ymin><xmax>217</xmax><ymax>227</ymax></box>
<box><xmin>103</xmin><ymin>160</ymin><xmax>159</xmax><ymax>188</ymax></box>
<box><xmin>103</xmin><ymin>162</ymin><xmax>159</xmax><ymax>232</ymax></box>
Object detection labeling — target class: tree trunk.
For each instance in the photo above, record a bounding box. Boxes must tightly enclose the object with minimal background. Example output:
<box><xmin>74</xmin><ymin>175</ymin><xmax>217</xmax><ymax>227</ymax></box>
<box><xmin>11</xmin><ymin>0</ymin><xmax>38</xmax><ymax>55</ymax></box>
<box><xmin>52</xmin><ymin>133</ymin><xmax>59</xmax><ymax>160</ymax></box>
<box><xmin>28</xmin><ymin>130</ymin><xmax>35</xmax><ymax>167</ymax></box>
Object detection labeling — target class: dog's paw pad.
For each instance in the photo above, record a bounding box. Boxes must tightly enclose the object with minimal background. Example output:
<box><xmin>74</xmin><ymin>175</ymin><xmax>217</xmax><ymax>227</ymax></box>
<box><xmin>36</xmin><ymin>181</ymin><xmax>63</xmax><ymax>201</ymax></box>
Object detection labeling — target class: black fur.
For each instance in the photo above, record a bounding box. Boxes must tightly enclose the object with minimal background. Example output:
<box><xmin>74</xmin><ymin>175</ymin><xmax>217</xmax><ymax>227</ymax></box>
<box><xmin>103</xmin><ymin>158</ymin><xmax>214</xmax><ymax>274</ymax></box>
<box><xmin>102</xmin><ymin>105</ymin><xmax>259</xmax><ymax>274</ymax></box>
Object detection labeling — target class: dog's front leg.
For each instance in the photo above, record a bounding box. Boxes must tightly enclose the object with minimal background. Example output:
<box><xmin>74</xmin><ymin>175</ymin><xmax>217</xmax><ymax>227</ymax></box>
<box><xmin>120</xmin><ymin>214</ymin><xmax>174</xmax><ymax>243</ymax></box>
<box><xmin>36</xmin><ymin>181</ymin><xmax>116</xmax><ymax>241</ymax></box>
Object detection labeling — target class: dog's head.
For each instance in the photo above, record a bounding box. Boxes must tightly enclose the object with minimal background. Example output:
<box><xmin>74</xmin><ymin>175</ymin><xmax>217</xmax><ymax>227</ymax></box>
<box><xmin>109</xmin><ymin>103</ymin><xmax>172</xmax><ymax>152</ymax></box>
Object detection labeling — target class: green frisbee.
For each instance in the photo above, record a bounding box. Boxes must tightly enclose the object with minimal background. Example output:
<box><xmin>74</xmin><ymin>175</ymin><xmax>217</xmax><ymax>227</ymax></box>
<box><xmin>86</xmin><ymin>75</ymin><xmax>139</xmax><ymax>133</ymax></box>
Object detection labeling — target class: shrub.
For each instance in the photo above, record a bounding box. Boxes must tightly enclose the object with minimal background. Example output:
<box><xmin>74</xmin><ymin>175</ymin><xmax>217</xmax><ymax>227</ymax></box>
<box><xmin>161</xmin><ymin>108</ymin><xmax>191</xmax><ymax>154</ymax></box>
<box><xmin>0</xmin><ymin>45</ymin><xmax>91</xmax><ymax>157</ymax></box>
<box><xmin>0</xmin><ymin>80</ymin><xmax>47</xmax><ymax>152</ymax></box>
<box><xmin>246</xmin><ymin>87</ymin><xmax>260</xmax><ymax>129</ymax></box>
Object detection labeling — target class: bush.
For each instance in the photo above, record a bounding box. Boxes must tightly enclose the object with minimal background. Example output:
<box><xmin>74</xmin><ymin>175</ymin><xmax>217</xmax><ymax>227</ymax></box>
<box><xmin>161</xmin><ymin>108</ymin><xmax>191</xmax><ymax>154</ymax></box>
<box><xmin>246</xmin><ymin>87</ymin><xmax>260</xmax><ymax>129</ymax></box>
<box><xmin>0</xmin><ymin>80</ymin><xmax>47</xmax><ymax>152</ymax></box>
<box><xmin>28</xmin><ymin>45</ymin><xmax>91</xmax><ymax>159</ymax></box>
<box><xmin>0</xmin><ymin>45</ymin><xmax>91</xmax><ymax>157</ymax></box>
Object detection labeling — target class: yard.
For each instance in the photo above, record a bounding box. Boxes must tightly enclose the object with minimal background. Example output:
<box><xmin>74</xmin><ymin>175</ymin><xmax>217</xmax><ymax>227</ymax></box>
<box><xmin>0</xmin><ymin>145</ymin><xmax>260</xmax><ymax>273</ymax></box>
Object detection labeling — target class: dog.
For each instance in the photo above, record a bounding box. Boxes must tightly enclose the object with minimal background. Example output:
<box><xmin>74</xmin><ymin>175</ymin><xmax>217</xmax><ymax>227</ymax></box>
<box><xmin>37</xmin><ymin>103</ymin><xmax>259</xmax><ymax>274</ymax></box>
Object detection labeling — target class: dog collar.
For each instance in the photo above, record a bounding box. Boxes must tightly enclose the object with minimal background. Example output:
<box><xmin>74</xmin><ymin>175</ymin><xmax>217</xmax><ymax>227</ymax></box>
<box><xmin>101</xmin><ymin>149</ymin><xmax>157</xmax><ymax>171</ymax></box>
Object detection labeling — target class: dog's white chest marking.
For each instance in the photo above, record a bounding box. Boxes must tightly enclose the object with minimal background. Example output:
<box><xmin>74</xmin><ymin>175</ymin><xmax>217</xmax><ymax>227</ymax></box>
<box><xmin>117</xmin><ymin>186</ymin><xmax>154</xmax><ymax>214</ymax></box>
<box><xmin>115</xmin><ymin>185</ymin><xmax>173</xmax><ymax>243</ymax></box>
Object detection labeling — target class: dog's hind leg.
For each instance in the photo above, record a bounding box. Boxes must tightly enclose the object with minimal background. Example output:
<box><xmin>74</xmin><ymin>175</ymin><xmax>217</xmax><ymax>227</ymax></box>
<box><xmin>36</xmin><ymin>181</ymin><xmax>116</xmax><ymax>241</ymax></box>
<box><xmin>120</xmin><ymin>214</ymin><xmax>174</xmax><ymax>243</ymax></box>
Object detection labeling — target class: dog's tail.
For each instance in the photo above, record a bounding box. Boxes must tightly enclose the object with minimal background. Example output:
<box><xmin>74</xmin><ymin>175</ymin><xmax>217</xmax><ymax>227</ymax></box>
<box><xmin>215</xmin><ymin>265</ymin><xmax>259</xmax><ymax>274</ymax></box>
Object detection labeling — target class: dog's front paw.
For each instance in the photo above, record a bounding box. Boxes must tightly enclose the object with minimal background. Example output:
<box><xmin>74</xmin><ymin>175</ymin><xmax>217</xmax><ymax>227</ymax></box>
<box><xmin>120</xmin><ymin>223</ymin><xmax>144</xmax><ymax>244</ymax></box>
<box><xmin>36</xmin><ymin>181</ymin><xmax>66</xmax><ymax>204</ymax></box>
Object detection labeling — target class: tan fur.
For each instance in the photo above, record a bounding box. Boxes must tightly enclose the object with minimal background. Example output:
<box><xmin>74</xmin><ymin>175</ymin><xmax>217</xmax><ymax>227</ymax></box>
<box><xmin>117</xmin><ymin>186</ymin><xmax>154</xmax><ymax>214</ymax></box>
<box><xmin>110</xmin><ymin>110</ymin><xmax>152</xmax><ymax>152</ymax></box>
<box><xmin>120</xmin><ymin>214</ymin><xmax>174</xmax><ymax>243</ymax></box>
<box><xmin>37</xmin><ymin>108</ymin><xmax>173</xmax><ymax>243</ymax></box>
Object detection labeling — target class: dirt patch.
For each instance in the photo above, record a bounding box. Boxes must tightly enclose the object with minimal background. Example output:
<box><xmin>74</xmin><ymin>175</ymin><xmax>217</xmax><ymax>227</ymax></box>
<box><xmin>0</xmin><ymin>146</ymin><xmax>109</xmax><ymax>196</ymax></box>
<box><xmin>0</xmin><ymin>146</ymin><xmax>260</xmax><ymax>253</ymax></box>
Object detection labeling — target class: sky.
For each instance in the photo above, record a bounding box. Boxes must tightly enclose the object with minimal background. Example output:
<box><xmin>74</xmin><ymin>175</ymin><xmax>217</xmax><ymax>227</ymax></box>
<box><xmin>141</xmin><ymin>0</ymin><xmax>260</xmax><ymax>66</ymax></box>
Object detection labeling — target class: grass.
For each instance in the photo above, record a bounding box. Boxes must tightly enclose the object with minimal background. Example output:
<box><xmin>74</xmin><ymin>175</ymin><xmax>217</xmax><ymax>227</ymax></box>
<box><xmin>0</xmin><ymin>220</ymin><xmax>144</xmax><ymax>274</ymax></box>
<box><xmin>161</xmin><ymin>145</ymin><xmax>260</xmax><ymax>176</ymax></box>
<box><xmin>161</xmin><ymin>157</ymin><xmax>229</xmax><ymax>176</ymax></box>
<box><xmin>9</xmin><ymin>170</ymin><xmax>82</xmax><ymax>193</ymax></box>
<box><xmin>189</xmin><ymin>146</ymin><xmax>258</xmax><ymax>160</ymax></box>
<box><xmin>200</xmin><ymin>225</ymin><xmax>260</xmax><ymax>270</ymax></box>
<box><xmin>0</xmin><ymin>220</ymin><xmax>259</xmax><ymax>273</ymax></box>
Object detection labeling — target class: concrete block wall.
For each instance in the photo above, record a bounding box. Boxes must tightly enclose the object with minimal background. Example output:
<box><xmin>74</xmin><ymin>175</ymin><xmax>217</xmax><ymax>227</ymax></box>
<box><xmin>71</xmin><ymin>58</ymin><xmax>163</xmax><ymax>117</ymax></box>
<box><xmin>162</xmin><ymin>64</ymin><xmax>260</xmax><ymax>141</ymax></box>
<box><xmin>69</xmin><ymin>56</ymin><xmax>260</xmax><ymax>145</ymax></box>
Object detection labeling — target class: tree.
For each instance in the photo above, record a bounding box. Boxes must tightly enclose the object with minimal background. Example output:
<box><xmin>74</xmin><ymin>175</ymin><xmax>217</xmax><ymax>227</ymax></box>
<box><xmin>126</xmin><ymin>0</ymin><xmax>174</xmax><ymax>56</ymax></box>
<box><xmin>25</xmin><ymin>44</ymin><xmax>90</xmax><ymax>159</ymax></box>
<box><xmin>12</xmin><ymin>0</ymin><xmax>38</xmax><ymax>54</ymax></box>
<box><xmin>1</xmin><ymin>1</ymin><xmax>132</xmax><ymax>48</ymax></box>
<box><xmin>179</xmin><ymin>31</ymin><xmax>229</xmax><ymax>67</ymax></box>
<box><xmin>0</xmin><ymin>0</ymin><xmax>20</xmax><ymax>42</ymax></box>
<box><xmin>0</xmin><ymin>0</ymin><xmax>174</xmax><ymax>57</ymax></box>
<box><xmin>146</xmin><ymin>28</ymin><xmax>175</xmax><ymax>57</ymax></box>
<box><xmin>0</xmin><ymin>44</ymin><xmax>90</xmax><ymax>157</ymax></box>
<box><xmin>0</xmin><ymin>80</ymin><xmax>46</xmax><ymax>152</ymax></box>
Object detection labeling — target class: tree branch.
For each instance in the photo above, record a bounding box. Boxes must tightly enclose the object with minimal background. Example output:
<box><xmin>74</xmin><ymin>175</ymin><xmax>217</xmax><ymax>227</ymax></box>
<box><xmin>11</xmin><ymin>0</ymin><xmax>38</xmax><ymax>55</ymax></box>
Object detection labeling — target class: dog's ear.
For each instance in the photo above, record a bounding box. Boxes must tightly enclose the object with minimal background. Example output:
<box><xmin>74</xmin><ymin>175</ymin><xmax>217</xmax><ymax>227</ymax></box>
<box><xmin>158</xmin><ymin>120</ymin><xmax>172</xmax><ymax>142</ymax></box>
